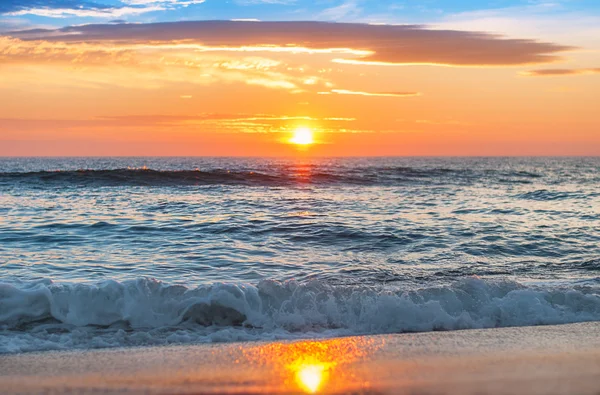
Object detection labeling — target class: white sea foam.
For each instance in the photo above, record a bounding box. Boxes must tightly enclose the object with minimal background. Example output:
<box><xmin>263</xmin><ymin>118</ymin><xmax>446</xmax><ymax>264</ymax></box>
<box><xmin>1</xmin><ymin>277</ymin><xmax>599</xmax><ymax>353</ymax></box>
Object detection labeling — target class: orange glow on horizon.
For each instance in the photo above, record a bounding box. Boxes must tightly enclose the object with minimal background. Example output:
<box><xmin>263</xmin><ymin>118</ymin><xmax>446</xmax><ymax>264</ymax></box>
<box><xmin>1</xmin><ymin>20</ymin><xmax>599</xmax><ymax>156</ymax></box>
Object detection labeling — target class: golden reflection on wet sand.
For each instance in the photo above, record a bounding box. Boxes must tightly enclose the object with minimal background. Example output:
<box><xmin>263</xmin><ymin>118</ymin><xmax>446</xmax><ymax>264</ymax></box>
<box><xmin>296</xmin><ymin>364</ymin><xmax>327</xmax><ymax>393</ymax></box>
<box><xmin>240</xmin><ymin>337</ymin><xmax>385</xmax><ymax>393</ymax></box>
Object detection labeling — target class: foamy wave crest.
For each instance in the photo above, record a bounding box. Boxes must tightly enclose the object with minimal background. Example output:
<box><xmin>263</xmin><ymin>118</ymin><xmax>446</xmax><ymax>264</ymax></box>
<box><xmin>1</xmin><ymin>278</ymin><xmax>599</xmax><ymax>353</ymax></box>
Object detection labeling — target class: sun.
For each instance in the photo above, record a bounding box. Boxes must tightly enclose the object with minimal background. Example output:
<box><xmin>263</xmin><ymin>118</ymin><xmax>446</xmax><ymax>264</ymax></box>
<box><xmin>289</xmin><ymin>127</ymin><xmax>314</xmax><ymax>145</ymax></box>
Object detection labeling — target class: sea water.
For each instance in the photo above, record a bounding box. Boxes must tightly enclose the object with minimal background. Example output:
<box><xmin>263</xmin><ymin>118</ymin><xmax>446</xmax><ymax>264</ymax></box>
<box><xmin>1</xmin><ymin>157</ymin><xmax>599</xmax><ymax>353</ymax></box>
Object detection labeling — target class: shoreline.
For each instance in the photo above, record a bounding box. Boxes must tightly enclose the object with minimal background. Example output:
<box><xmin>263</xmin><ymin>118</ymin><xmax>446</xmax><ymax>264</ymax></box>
<box><xmin>2</xmin><ymin>322</ymin><xmax>600</xmax><ymax>394</ymax></box>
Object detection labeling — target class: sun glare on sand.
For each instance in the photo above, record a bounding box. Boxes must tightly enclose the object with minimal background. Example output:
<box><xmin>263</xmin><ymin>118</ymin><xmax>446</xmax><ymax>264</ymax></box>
<box><xmin>242</xmin><ymin>337</ymin><xmax>384</xmax><ymax>393</ymax></box>
<box><xmin>289</xmin><ymin>127</ymin><xmax>314</xmax><ymax>145</ymax></box>
<box><xmin>296</xmin><ymin>364</ymin><xmax>326</xmax><ymax>393</ymax></box>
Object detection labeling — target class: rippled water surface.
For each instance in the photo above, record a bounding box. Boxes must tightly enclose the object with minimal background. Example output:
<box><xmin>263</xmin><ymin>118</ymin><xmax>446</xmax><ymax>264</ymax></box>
<box><xmin>1</xmin><ymin>157</ymin><xmax>599</xmax><ymax>353</ymax></box>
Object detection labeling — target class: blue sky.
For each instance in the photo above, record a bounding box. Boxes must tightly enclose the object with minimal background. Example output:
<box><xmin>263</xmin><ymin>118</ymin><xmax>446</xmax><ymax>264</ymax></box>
<box><xmin>2</xmin><ymin>0</ymin><xmax>599</xmax><ymax>30</ymax></box>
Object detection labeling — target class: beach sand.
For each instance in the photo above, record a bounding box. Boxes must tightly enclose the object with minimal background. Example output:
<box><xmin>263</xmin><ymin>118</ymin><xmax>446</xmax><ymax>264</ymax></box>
<box><xmin>1</xmin><ymin>322</ymin><xmax>600</xmax><ymax>394</ymax></box>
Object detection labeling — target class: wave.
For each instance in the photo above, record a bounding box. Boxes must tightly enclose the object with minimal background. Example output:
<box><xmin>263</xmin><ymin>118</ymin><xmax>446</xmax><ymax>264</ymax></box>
<box><xmin>1</xmin><ymin>277</ymin><xmax>599</xmax><ymax>353</ymax></box>
<box><xmin>0</xmin><ymin>167</ymin><xmax>545</xmax><ymax>187</ymax></box>
<box><xmin>516</xmin><ymin>189</ymin><xmax>586</xmax><ymax>201</ymax></box>
<box><xmin>0</xmin><ymin>169</ymin><xmax>295</xmax><ymax>187</ymax></box>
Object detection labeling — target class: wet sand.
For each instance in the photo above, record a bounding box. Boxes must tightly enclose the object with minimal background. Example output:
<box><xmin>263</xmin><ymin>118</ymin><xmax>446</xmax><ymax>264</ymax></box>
<box><xmin>1</xmin><ymin>322</ymin><xmax>600</xmax><ymax>394</ymax></box>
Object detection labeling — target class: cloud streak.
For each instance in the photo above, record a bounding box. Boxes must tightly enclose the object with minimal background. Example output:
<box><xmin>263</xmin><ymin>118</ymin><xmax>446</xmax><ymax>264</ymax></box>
<box><xmin>9</xmin><ymin>21</ymin><xmax>573</xmax><ymax>66</ymax></box>
<box><xmin>320</xmin><ymin>89</ymin><xmax>420</xmax><ymax>97</ymax></box>
<box><xmin>0</xmin><ymin>113</ymin><xmax>362</xmax><ymax>138</ymax></box>
<box><xmin>0</xmin><ymin>0</ymin><xmax>108</xmax><ymax>14</ymax></box>
<box><xmin>522</xmin><ymin>68</ymin><xmax>600</xmax><ymax>76</ymax></box>
<box><xmin>1</xmin><ymin>0</ymin><xmax>204</xmax><ymax>18</ymax></box>
<box><xmin>0</xmin><ymin>36</ymin><xmax>315</xmax><ymax>91</ymax></box>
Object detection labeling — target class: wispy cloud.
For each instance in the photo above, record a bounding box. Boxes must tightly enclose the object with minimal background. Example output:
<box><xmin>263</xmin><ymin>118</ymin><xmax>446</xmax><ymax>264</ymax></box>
<box><xmin>316</xmin><ymin>1</ymin><xmax>362</xmax><ymax>21</ymax></box>
<box><xmin>0</xmin><ymin>17</ymin><xmax>40</xmax><ymax>32</ymax></box>
<box><xmin>320</xmin><ymin>89</ymin><xmax>420</xmax><ymax>97</ymax></box>
<box><xmin>9</xmin><ymin>21</ymin><xmax>573</xmax><ymax>66</ymax></box>
<box><xmin>0</xmin><ymin>0</ymin><xmax>104</xmax><ymax>14</ymax></box>
<box><xmin>234</xmin><ymin>0</ymin><xmax>295</xmax><ymax>4</ymax></box>
<box><xmin>5</xmin><ymin>6</ymin><xmax>164</xmax><ymax>18</ymax></box>
<box><xmin>0</xmin><ymin>35</ymin><xmax>318</xmax><ymax>91</ymax></box>
<box><xmin>521</xmin><ymin>68</ymin><xmax>600</xmax><ymax>76</ymax></box>
<box><xmin>1</xmin><ymin>0</ymin><xmax>204</xmax><ymax>18</ymax></box>
<box><xmin>436</xmin><ymin>2</ymin><xmax>600</xmax><ymax>48</ymax></box>
<box><xmin>0</xmin><ymin>113</ymin><xmax>361</xmax><ymax>138</ymax></box>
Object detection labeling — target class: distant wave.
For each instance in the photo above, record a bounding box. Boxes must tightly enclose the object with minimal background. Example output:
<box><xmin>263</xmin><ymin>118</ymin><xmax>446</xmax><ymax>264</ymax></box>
<box><xmin>0</xmin><ymin>168</ymin><xmax>544</xmax><ymax>187</ymax></box>
<box><xmin>516</xmin><ymin>189</ymin><xmax>587</xmax><ymax>201</ymax></box>
<box><xmin>1</xmin><ymin>277</ymin><xmax>599</xmax><ymax>353</ymax></box>
<box><xmin>0</xmin><ymin>169</ymin><xmax>293</xmax><ymax>187</ymax></box>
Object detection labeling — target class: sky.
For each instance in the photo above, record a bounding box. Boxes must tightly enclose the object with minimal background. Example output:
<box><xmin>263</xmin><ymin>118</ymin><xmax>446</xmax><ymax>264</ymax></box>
<box><xmin>1</xmin><ymin>0</ymin><xmax>599</xmax><ymax>156</ymax></box>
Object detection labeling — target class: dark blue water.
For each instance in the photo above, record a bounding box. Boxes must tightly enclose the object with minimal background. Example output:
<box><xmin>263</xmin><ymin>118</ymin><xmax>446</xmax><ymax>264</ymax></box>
<box><xmin>1</xmin><ymin>157</ymin><xmax>599</xmax><ymax>353</ymax></box>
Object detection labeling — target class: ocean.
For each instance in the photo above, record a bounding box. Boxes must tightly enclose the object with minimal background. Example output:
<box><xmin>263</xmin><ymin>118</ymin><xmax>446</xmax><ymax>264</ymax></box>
<box><xmin>1</xmin><ymin>157</ymin><xmax>599</xmax><ymax>354</ymax></box>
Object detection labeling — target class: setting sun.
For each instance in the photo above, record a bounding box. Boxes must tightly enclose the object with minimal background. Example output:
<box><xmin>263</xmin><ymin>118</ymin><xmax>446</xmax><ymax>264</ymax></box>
<box><xmin>289</xmin><ymin>127</ymin><xmax>315</xmax><ymax>146</ymax></box>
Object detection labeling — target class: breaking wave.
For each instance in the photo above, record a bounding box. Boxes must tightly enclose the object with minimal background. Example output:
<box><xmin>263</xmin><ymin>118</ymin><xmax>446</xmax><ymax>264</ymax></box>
<box><xmin>1</xmin><ymin>277</ymin><xmax>599</xmax><ymax>353</ymax></box>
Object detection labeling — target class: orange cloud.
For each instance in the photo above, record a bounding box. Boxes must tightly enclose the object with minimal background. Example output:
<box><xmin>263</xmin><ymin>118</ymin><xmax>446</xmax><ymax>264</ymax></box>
<box><xmin>9</xmin><ymin>21</ymin><xmax>572</xmax><ymax>67</ymax></box>
<box><xmin>0</xmin><ymin>114</ymin><xmax>362</xmax><ymax>137</ymax></box>
<box><xmin>0</xmin><ymin>36</ymin><xmax>318</xmax><ymax>91</ymax></box>
<box><xmin>321</xmin><ymin>89</ymin><xmax>420</xmax><ymax>97</ymax></box>
<box><xmin>522</xmin><ymin>68</ymin><xmax>600</xmax><ymax>76</ymax></box>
